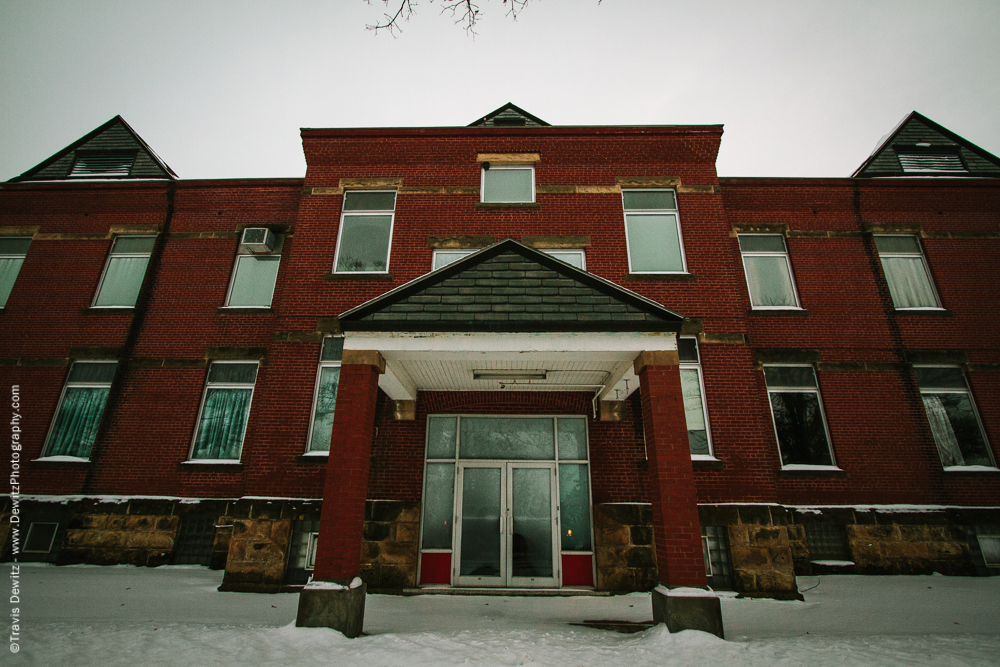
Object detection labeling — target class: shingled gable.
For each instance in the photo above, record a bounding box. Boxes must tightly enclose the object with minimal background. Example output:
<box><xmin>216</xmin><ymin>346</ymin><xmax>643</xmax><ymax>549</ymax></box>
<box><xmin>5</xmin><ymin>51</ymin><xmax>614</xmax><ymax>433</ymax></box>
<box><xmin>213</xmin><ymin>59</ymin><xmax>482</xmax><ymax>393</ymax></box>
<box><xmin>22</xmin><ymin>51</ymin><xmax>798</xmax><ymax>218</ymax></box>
<box><xmin>338</xmin><ymin>239</ymin><xmax>683</xmax><ymax>333</ymax></box>
<box><xmin>468</xmin><ymin>103</ymin><xmax>551</xmax><ymax>128</ymax></box>
<box><xmin>852</xmin><ymin>111</ymin><xmax>1000</xmax><ymax>178</ymax></box>
<box><xmin>9</xmin><ymin>115</ymin><xmax>177</xmax><ymax>182</ymax></box>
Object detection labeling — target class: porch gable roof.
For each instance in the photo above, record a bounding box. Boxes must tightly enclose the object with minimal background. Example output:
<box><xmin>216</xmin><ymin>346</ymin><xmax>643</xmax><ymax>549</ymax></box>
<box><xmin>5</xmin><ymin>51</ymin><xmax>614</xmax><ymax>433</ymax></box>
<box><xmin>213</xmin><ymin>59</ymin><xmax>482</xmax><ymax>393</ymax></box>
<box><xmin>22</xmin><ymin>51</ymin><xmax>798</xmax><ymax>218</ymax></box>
<box><xmin>338</xmin><ymin>239</ymin><xmax>683</xmax><ymax>333</ymax></box>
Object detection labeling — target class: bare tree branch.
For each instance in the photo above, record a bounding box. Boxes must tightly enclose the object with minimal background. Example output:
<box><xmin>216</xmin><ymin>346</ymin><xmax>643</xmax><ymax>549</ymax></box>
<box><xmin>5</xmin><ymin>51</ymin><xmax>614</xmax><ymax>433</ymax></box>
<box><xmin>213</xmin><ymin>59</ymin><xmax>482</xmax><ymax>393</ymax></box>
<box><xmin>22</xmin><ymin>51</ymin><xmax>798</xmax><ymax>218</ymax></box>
<box><xmin>365</xmin><ymin>0</ymin><xmax>537</xmax><ymax>36</ymax></box>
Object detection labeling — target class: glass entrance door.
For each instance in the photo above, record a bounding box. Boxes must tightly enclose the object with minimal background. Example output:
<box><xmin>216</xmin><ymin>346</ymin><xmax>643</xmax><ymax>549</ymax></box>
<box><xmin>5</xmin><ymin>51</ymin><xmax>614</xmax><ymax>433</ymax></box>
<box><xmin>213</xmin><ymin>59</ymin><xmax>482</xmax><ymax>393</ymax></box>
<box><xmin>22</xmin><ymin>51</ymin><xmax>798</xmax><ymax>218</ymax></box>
<box><xmin>455</xmin><ymin>461</ymin><xmax>559</xmax><ymax>587</ymax></box>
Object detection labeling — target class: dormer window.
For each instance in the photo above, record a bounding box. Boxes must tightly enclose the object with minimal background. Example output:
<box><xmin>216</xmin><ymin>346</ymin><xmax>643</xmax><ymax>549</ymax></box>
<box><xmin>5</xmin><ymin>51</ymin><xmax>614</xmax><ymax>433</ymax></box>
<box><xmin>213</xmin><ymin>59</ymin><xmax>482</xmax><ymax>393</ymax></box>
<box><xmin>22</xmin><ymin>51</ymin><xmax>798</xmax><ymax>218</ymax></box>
<box><xmin>896</xmin><ymin>148</ymin><xmax>967</xmax><ymax>173</ymax></box>
<box><xmin>69</xmin><ymin>151</ymin><xmax>137</xmax><ymax>177</ymax></box>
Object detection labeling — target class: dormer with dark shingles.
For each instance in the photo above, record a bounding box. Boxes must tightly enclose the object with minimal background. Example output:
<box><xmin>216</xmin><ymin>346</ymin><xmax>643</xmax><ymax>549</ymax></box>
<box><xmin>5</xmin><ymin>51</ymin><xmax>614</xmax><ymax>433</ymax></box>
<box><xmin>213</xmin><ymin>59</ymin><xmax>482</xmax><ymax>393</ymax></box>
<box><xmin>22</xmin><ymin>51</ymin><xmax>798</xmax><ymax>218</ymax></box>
<box><xmin>8</xmin><ymin>115</ymin><xmax>177</xmax><ymax>182</ymax></box>
<box><xmin>338</xmin><ymin>239</ymin><xmax>682</xmax><ymax>333</ymax></box>
<box><xmin>853</xmin><ymin>111</ymin><xmax>1000</xmax><ymax>178</ymax></box>
<box><xmin>468</xmin><ymin>103</ymin><xmax>551</xmax><ymax>128</ymax></box>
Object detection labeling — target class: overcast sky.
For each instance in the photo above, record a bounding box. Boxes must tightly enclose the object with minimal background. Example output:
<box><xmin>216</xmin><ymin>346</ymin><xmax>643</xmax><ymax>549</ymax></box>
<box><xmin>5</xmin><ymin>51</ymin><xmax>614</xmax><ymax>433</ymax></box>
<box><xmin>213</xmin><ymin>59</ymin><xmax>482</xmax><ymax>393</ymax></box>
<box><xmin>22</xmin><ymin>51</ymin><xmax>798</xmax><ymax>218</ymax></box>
<box><xmin>2</xmin><ymin>0</ymin><xmax>998</xmax><ymax>182</ymax></box>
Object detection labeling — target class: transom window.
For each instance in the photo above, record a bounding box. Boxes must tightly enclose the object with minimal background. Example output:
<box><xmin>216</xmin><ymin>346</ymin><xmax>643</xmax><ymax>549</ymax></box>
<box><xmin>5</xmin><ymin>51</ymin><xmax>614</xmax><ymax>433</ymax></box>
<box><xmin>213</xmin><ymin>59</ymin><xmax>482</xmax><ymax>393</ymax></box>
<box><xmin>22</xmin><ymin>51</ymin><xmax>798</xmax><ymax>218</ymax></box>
<box><xmin>306</xmin><ymin>336</ymin><xmax>344</xmax><ymax>453</ymax></box>
<box><xmin>874</xmin><ymin>235</ymin><xmax>941</xmax><ymax>310</ymax></box>
<box><xmin>738</xmin><ymin>234</ymin><xmax>800</xmax><ymax>309</ymax></box>
<box><xmin>189</xmin><ymin>362</ymin><xmax>258</xmax><ymax>461</ymax></box>
<box><xmin>481</xmin><ymin>164</ymin><xmax>535</xmax><ymax>203</ymax></box>
<box><xmin>915</xmin><ymin>366</ymin><xmax>994</xmax><ymax>469</ymax></box>
<box><xmin>0</xmin><ymin>236</ymin><xmax>31</xmax><ymax>308</ymax></box>
<box><xmin>679</xmin><ymin>337</ymin><xmax>713</xmax><ymax>458</ymax></box>
<box><xmin>431</xmin><ymin>248</ymin><xmax>585</xmax><ymax>271</ymax></box>
<box><xmin>42</xmin><ymin>361</ymin><xmax>117</xmax><ymax>459</ymax></box>
<box><xmin>764</xmin><ymin>365</ymin><xmax>836</xmax><ymax>468</ymax></box>
<box><xmin>622</xmin><ymin>189</ymin><xmax>686</xmax><ymax>273</ymax></box>
<box><xmin>93</xmin><ymin>235</ymin><xmax>156</xmax><ymax>308</ymax></box>
<box><xmin>334</xmin><ymin>190</ymin><xmax>396</xmax><ymax>273</ymax></box>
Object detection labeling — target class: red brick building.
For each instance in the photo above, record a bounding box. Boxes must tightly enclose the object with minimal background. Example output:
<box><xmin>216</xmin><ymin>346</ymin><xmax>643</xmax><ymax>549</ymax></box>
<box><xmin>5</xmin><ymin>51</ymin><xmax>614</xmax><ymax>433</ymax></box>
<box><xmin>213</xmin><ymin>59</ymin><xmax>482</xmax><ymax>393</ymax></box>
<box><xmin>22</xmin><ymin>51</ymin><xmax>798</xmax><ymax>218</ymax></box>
<box><xmin>2</xmin><ymin>106</ymin><xmax>998</xmax><ymax>634</ymax></box>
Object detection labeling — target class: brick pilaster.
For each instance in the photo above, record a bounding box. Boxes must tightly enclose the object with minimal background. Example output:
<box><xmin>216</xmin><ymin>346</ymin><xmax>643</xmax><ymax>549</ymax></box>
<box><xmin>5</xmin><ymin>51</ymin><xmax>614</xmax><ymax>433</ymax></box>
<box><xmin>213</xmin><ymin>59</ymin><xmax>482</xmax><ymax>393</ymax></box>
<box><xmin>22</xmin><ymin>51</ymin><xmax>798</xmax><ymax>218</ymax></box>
<box><xmin>313</xmin><ymin>358</ymin><xmax>382</xmax><ymax>581</ymax></box>
<box><xmin>636</xmin><ymin>355</ymin><xmax>707</xmax><ymax>588</ymax></box>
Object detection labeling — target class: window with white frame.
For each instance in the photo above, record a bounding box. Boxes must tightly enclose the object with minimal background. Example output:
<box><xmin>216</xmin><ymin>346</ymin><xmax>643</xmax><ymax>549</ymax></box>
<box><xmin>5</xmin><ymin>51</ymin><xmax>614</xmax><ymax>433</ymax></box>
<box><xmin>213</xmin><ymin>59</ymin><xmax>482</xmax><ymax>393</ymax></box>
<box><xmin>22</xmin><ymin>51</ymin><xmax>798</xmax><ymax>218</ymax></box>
<box><xmin>432</xmin><ymin>248</ymin><xmax>585</xmax><ymax>271</ymax></box>
<box><xmin>189</xmin><ymin>362</ymin><xmax>258</xmax><ymax>461</ymax></box>
<box><xmin>679</xmin><ymin>337</ymin><xmax>713</xmax><ymax>457</ymax></box>
<box><xmin>334</xmin><ymin>191</ymin><xmax>396</xmax><ymax>273</ymax></box>
<box><xmin>225</xmin><ymin>249</ymin><xmax>280</xmax><ymax>307</ymax></box>
<box><xmin>481</xmin><ymin>164</ymin><xmax>534</xmax><ymax>203</ymax></box>
<box><xmin>764</xmin><ymin>365</ymin><xmax>836</xmax><ymax>467</ymax></box>
<box><xmin>93</xmin><ymin>235</ymin><xmax>155</xmax><ymax>307</ymax></box>
<box><xmin>0</xmin><ymin>236</ymin><xmax>31</xmax><ymax>308</ymax></box>
<box><xmin>738</xmin><ymin>234</ymin><xmax>800</xmax><ymax>309</ymax></box>
<box><xmin>306</xmin><ymin>337</ymin><xmax>343</xmax><ymax>453</ymax></box>
<box><xmin>915</xmin><ymin>366</ymin><xmax>995</xmax><ymax>468</ymax></box>
<box><xmin>874</xmin><ymin>235</ymin><xmax>941</xmax><ymax>309</ymax></box>
<box><xmin>622</xmin><ymin>189</ymin><xmax>686</xmax><ymax>273</ymax></box>
<box><xmin>42</xmin><ymin>361</ymin><xmax>117</xmax><ymax>459</ymax></box>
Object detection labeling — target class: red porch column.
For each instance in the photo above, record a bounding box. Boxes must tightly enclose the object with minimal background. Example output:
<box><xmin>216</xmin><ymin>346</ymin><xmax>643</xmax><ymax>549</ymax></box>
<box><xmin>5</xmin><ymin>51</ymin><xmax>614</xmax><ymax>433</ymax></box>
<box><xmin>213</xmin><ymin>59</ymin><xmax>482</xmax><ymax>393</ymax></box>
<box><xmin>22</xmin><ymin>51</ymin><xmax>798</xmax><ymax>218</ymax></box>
<box><xmin>635</xmin><ymin>351</ymin><xmax>707</xmax><ymax>588</ymax></box>
<box><xmin>312</xmin><ymin>350</ymin><xmax>384</xmax><ymax>581</ymax></box>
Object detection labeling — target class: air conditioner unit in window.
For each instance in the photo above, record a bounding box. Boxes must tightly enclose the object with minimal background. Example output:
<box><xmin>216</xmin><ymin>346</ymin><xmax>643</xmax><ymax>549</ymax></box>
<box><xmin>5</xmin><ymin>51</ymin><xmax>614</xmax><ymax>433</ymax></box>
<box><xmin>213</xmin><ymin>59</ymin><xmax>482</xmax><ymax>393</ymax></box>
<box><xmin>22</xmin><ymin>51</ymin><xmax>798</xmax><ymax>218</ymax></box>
<box><xmin>240</xmin><ymin>228</ymin><xmax>277</xmax><ymax>253</ymax></box>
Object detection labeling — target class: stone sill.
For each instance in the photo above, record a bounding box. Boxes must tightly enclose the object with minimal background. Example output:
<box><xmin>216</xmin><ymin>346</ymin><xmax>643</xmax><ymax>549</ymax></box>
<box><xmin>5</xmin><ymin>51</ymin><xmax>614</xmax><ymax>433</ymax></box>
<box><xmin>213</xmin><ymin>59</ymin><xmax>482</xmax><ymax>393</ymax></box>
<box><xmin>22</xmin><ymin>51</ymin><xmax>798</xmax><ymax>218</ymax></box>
<box><xmin>296</xmin><ymin>454</ymin><xmax>329</xmax><ymax>465</ymax></box>
<box><xmin>895</xmin><ymin>309</ymin><xmax>954</xmax><ymax>317</ymax></box>
<box><xmin>624</xmin><ymin>273</ymin><xmax>697</xmax><ymax>282</ymax></box>
<box><xmin>692</xmin><ymin>458</ymin><xmax>724</xmax><ymax>471</ymax></box>
<box><xmin>748</xmin><ymin>309</ymin><xmax>809</xmax><ymax>316</ymax></box>
<box><xmin>779</xmin><ymin>467</ymin><xmax>847</xmax><ymax>478</ymax></box>
<box><xmin>942</xmin><ymin>466</ymin><xmax>1000</xmax><ymax>475</ymax></box>
<box><xmin>216</xmin><ymin>307</ymin><xmax>274</xmax><ymax>314</ymax></box>
<box><xmin>81</xmin><ymin>307</ymin><xmax>135</xmax><ymax>314</ymax></box>
<box><xmin>177</xmin><ymin>461</ymin><xmax>244</xmax><ymax>472</ymax></box>
<box><xmin>323</xmin><ymin>272</ymin><xmax>394</xmax><ymax>281</ymax></box>
<box><xmin>475</xmin><ymin>202</ymin><xmax>541</xmax><ymax>209</ymax></box>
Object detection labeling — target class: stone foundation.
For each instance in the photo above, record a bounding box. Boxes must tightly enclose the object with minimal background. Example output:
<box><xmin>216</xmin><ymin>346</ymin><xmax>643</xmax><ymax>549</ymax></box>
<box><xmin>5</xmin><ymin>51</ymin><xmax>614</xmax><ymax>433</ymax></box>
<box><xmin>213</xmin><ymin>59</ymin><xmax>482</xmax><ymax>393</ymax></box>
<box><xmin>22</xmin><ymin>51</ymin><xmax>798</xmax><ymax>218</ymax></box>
<box><xmin>219</xmin><ymin>518</ymin><xmax>292</xmax><ymax>593</ymax></box>
<box><xmin>593</xmin><ymin>503</ymin><xmax>658</xmax><ymax>592</ymax></box>
<box><xmin>360</xmin><ymin>500</ymin><xmax>420</xmax><ymax>591</ymax></box>
<box><xmin>61</xmin><ymin>514</ymin><xmax>179</xmax><ymax>567</ymax></box>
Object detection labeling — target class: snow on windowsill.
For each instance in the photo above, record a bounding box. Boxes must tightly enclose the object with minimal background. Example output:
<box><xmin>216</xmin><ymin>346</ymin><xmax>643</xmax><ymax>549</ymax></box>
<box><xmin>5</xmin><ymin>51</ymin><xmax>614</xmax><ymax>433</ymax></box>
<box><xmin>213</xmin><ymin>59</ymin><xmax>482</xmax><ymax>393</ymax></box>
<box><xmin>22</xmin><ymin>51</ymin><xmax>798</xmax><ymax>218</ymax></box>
<box><xmin>691</xmin><ymin>455</ymin><xmax>720</xmax><ymax>462</ymax></box>
<box><xmin>32</xmin><ymin>456</ymin><xmax>90</xmax><ymax>463</ymax></box>
<box><xmin>654</xmin><ymin>585</ymin><xmax>719</xmax><ymax>598</ymax></box>
<box><xmin>780</xmin><ymin>464</ymin><xmax>843</xmax><ymax>471</ymax></box>
<box><xmin>305</xmin><ymin>577</ymin><xmax>363</xmax><ymax>591</ymax></box>
<box><xmin>944</xmin><ymin>465</ymin><xmax>999</xmax><ymax>472</ymax></box>
<box><xmin>300</xmin><ymin>451</ymin><xmax>330</xmax><ymax>457</ymax></box>
<box><xmin>181</xmin><ymin>460</ymin><xmax>241</xmax><ymax>465</ymax></box>
<box><xmin>811</xmin><ymin>560</ymin><xmax>855</xmax><ymax>567</ymax></box>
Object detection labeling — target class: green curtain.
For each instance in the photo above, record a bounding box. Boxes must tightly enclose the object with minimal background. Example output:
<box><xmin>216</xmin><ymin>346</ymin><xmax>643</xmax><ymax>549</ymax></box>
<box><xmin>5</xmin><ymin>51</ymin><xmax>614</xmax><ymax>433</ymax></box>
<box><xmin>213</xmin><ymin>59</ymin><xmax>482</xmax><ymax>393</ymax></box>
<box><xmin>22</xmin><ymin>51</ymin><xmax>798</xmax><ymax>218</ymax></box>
<box><xmin>191</xmin><ymin>387</ymin><xmax>252</xmax><ymax>460</ymax></box>
<box><xmin>46</xmin><ymin>387</ymin><xmax>109</xmax><ymax>457</ymax></box>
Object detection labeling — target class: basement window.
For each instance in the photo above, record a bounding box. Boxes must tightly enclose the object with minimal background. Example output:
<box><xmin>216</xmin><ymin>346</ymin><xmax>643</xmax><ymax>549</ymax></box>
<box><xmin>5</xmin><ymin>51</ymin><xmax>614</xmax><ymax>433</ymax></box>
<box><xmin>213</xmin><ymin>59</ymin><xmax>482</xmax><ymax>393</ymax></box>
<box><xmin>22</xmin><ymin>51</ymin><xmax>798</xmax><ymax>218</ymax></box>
<box><xmin>23</xmin><ymin>522</ymin><xmax>59</xmax><ymax>554</ymax></box>
<box><xmin>978</xmin><ymin>534</ymin><xmax>1000</xmax><ymax>567</ymax></box>
<box><xmin>189</xmin><ymin>362</ymin><xmax>258</xmax><ymax>461</ymax></box>
<box><xmin>286</xmin><ymin>520</ymin><xmax>321</xmax><ymax>585</ymax></box>
<box><xmin>41</xmin><ymin>361</ymin><xmax>117</xmax><ymax>459</ymax></box>
<box><xmin>804</xmin><ymin>524</ymin><xmax>851</xmax><ymax>562</ymax></box>
<box><xmin>172</xmin><ymin>516</ymin><xmax>217</xmax><ymax>566</ymax></box>
<box><xmin>702</xmin><ymin>526</ymin><xmax>733</xmax><ymax>590</ymax></box>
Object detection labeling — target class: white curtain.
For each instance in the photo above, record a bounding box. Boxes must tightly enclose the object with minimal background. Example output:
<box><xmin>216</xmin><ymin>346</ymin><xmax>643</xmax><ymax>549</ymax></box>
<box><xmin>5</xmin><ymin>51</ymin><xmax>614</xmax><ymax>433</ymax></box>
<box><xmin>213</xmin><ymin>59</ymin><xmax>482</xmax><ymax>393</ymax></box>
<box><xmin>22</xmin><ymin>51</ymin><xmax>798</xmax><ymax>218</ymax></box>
<box><xmin>881</xmin><ymin>257</ymin><xmax>937</xmax><ymax>308</ymax></box>
<box><xmin>923</xmin><ymin>395</ymin><xmax>964</xmax><ymax>466</ymax></box>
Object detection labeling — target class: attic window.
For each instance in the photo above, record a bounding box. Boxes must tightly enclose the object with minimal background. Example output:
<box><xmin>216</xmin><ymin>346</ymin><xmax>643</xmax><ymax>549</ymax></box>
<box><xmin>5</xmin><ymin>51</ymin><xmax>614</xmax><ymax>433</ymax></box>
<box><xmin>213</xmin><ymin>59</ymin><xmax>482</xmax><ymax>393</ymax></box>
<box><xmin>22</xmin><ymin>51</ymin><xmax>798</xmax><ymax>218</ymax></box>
<box><xmin>70</xmin><ymin>151</ymin><xmax>136</xmax><ymax>177</ymax></box>
<box><xmin>493</xmin><ymin>117</ymin><xmax>526</xmax><ymax>127</ymax></box>
<box><xmin>897</xmin><ymin>152</ymin><xmax>967</xmax><ymax>173</ymax></box>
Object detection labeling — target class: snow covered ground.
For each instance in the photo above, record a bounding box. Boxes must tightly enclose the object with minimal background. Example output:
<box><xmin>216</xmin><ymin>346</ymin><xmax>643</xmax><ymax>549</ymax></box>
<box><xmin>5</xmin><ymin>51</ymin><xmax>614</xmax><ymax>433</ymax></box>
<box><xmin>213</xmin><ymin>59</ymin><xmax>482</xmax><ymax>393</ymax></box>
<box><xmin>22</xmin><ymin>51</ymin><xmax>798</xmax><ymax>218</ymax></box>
<box><xmin>9</xmin><ymin>563</ymin><xmax>1000</xmax><ymax>666</ymax></box>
